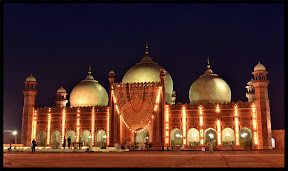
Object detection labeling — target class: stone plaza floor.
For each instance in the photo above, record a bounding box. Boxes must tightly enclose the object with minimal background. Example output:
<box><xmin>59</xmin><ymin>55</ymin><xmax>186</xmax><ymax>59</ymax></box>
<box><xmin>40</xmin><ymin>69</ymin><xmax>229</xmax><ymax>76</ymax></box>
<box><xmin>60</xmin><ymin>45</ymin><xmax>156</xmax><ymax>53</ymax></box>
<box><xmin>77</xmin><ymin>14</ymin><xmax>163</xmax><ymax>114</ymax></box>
<box><xmin>3</xmin><ymin>149</ymin><xmax>285</xmax><ymax>168</ymax></box>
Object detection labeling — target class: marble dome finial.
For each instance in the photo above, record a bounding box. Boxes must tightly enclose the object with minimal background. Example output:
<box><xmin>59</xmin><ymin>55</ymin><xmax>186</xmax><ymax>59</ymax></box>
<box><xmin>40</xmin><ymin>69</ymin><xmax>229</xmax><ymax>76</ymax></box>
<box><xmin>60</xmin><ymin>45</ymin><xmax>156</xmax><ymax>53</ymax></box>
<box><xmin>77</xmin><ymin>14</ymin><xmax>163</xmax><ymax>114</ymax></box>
<box><xmin>88</xmin><ymin>64</ymin><xmax>92</xmax><ymax>75</ymax></box>
<box><xmin>145</xmin><ymin>41</ymin><xmax>149</xmax><ymax>56</ymax></box>
<box><xmin>207</xmin><ymin>56</ymin><xmax>211</xmax><ymax>69</ymax></box>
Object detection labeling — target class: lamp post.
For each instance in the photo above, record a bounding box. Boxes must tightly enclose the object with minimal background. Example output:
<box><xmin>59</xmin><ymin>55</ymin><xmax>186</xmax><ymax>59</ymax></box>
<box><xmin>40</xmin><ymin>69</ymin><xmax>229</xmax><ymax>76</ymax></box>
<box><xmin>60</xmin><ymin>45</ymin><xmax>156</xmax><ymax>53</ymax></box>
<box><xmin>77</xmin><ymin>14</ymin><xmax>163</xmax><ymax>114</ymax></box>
<box><xmin>12</xmin><ymin>131</ymin><xmax>17</xmax><ymax>149</ymax></box>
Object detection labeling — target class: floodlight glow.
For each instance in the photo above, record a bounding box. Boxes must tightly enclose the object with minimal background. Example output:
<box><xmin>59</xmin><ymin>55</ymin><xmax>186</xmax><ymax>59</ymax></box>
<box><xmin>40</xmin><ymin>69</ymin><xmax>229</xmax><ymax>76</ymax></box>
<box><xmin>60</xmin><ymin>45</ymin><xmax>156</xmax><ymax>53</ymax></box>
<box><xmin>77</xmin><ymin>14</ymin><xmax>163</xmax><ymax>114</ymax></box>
<box><xmin>241</xmin><ymin>133</ymin><xmax>248</xmax><ymax>138</ymax></box>
<box><xmin>208</xmin><ymin>133</ymin><xmax>214</xmax><ymax>139</ymax></box>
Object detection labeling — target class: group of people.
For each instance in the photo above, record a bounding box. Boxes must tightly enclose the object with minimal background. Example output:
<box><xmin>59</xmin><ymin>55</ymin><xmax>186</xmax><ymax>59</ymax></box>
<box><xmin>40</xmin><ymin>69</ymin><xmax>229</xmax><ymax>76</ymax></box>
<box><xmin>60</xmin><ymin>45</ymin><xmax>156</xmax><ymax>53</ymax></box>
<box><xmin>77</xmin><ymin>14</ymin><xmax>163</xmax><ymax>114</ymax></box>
<box><xmin>163</xmin><ymin>144</ymin><xmax>185</xmax><ymax>151</ymax></box>
<box><xmin>114</xmin><ymin>142</ymin><xmax>152</xmax><ymax>151</ymax></box>
<box><xmin>63</xmin><ymin>137</ymin><xmax>71</xmax><ymax>148</ymax></box>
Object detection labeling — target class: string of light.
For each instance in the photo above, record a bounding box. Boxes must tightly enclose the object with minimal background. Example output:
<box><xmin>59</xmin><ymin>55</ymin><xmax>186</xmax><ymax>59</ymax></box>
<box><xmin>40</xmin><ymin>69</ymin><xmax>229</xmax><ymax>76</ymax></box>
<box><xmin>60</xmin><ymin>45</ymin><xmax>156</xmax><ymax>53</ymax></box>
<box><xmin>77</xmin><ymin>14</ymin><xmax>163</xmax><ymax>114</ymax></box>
<box><xmin>111</xmin><ymin>86</ymin><xmax>162</xmax><ymax>133</ymax></box>
<box><xmin>252</xmin><ymin>103</ymin><xmax>258</xmax><ymax>145</ymax></box>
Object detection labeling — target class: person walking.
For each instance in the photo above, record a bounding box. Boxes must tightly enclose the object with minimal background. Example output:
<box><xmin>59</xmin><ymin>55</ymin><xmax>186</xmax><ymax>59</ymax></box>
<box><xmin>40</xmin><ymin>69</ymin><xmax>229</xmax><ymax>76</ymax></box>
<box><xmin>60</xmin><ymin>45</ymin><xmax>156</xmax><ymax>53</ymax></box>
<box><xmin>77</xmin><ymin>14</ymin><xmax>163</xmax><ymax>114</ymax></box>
<box><xmin>63</xmin><ymin>138</ymin><xmax>66</xmax><ymax>148</ymax></box>
<box><xmin>31</xmin><ymin>139</ymin><xmax>36</xmax><ymax>152</ymax></box>
<box><xmin>68</xmin><ymin>137</ymin><xmax>71</xmax><ymax>148</ymax></box>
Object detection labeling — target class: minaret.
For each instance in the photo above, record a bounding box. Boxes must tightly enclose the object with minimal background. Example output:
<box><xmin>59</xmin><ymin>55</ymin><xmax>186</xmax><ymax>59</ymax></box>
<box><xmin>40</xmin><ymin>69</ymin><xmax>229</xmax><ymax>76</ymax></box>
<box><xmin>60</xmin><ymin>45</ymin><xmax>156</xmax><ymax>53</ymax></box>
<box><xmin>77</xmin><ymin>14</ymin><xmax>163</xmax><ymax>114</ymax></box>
<box><xmin>21</xmin><ymin>74</ymin><xmax>38</xmax><ymax>146</ymax></box>
<box><xmin>245</xmin><ymin>78</ymin><xmax>256</xmax><ymax>102</ymax></box>
<box><xmin>108</xmin><ymin>70</ymin><xmax>116</xmax><ymax>146</ymax></box>
<box><xmin>55</xmin><ymin>86</ymin><xmax>68</xmax><ymax>107</ymax></box>
<box><xmin>252</xmin><ymin>61</ymin><xmax>272</xmax><ymax>149</ymax></box>
<box><xmin>160</xmin><ymin>69</ymin><xmax>166</xmax><ymax>147</ymax></box>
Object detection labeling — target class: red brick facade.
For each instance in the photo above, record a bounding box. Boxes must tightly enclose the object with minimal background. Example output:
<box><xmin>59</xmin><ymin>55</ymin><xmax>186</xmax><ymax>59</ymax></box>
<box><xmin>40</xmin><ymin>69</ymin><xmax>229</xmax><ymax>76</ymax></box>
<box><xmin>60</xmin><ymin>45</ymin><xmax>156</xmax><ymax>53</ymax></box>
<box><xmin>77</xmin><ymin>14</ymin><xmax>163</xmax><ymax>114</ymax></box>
<box><xmin>21</xmin><ymin>65</ymin><xmax>283</xmax><ymax>150</ymax></box>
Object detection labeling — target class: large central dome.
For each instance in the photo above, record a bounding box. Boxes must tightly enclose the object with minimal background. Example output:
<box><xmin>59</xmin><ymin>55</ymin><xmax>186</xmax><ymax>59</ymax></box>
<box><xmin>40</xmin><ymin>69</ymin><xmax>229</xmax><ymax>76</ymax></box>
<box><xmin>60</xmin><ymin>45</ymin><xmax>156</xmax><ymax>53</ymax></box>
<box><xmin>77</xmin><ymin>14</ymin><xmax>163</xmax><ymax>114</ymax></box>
<box><xmin>69</xmin><ymin>67</ymin><xmax>108</xmax><ymax>107</ymax></box>
<box><xmin>189</xmin><ymin>59</ymin><xmax>231</xmax><ymax>104</ymax></box>
<box><xmin>122</xmin><ymin>45</ymin><xmax>174</xmax><ymax>104</ymax></box>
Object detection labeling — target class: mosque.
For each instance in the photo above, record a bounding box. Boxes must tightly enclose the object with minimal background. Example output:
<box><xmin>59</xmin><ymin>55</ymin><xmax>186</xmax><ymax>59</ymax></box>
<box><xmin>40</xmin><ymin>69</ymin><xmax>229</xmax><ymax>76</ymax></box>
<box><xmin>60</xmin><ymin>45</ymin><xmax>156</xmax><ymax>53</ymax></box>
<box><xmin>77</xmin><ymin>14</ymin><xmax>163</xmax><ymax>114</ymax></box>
<box><xmin>21</xmin><ymin>44</ymin><xmax>281</xmax><ymax>150</ymax></box>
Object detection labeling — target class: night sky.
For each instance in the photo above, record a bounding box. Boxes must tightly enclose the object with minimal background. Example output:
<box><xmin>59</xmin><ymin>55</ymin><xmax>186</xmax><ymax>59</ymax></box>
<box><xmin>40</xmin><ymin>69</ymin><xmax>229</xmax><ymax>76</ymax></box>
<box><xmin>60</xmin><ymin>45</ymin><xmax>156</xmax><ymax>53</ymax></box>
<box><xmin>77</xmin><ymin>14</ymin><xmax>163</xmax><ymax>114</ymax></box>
<box><xmin>3</xmin><ymin>3</ymin><xmax>284</xmax><ymax>134</ymax></box>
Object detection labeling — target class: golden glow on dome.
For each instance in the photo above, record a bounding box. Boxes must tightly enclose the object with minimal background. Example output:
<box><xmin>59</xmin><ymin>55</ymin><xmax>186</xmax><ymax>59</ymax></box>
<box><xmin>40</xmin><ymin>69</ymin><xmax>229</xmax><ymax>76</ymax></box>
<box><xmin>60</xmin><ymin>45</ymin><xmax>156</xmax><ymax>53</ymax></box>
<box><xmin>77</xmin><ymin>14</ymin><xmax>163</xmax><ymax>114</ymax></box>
<box><xmin>26</xmin><ymin>74</ymin><xmax>36</xmax><ymax>82</ymax></box>
<box><xmin>254</xmin><ymin>60</ymin><xmax>266</xmax><ymax>71</ymax></box>
<box><xmin>189</xmin><ymin>66</ymin><xmax>231</xmax><ymax>104</ymax></box>
<box><xmin>69</xmin><ymin>67</ymin><xmax>108</xmax><ymax>107</ymax></box>
<box><xmin>122</xmin><ymin>55</ymin><xmax>173</xmax><ymax>104</ymax></box>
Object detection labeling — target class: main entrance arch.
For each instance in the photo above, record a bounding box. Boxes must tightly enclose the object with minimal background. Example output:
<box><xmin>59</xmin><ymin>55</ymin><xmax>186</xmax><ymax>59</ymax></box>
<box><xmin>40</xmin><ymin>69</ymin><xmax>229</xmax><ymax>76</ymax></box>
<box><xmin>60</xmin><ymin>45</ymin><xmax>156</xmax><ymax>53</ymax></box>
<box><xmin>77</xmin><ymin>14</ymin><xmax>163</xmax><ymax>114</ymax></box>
<box><xmin>134</xmin><ymin>128</ymin><xmax>149</xmax><ymax>144</ymax></box>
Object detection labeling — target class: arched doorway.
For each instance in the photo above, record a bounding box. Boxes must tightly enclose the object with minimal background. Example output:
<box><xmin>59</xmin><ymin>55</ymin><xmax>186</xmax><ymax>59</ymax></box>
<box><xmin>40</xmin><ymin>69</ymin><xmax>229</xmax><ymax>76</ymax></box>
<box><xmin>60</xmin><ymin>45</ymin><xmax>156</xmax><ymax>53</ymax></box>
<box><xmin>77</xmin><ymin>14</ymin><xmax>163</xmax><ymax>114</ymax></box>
<box><xmin>80</xmin><ymin>130</ymin><xmax>91</xmax><ymax>146</ymax></box>
<box><xmin>65</xmin><ymin>130</ymin><xmax>76</xmax><ymax>147</ymax></box>
<box><xmin>222</xmin><ymin>128</ymin><xmax>235</xmax><ymax>146</ymax></box>
<box><xmin>187</xmin><ymin>128</ymin><xmax>200</xmax><ymax>146</ymax></box>
<box><xmin>204</xmin><ymin>128</ymin><xmax>217</xmax><ymax>146</ymax></box>
<box><xmin>37</xmin><ymin>130</ymin><xmax>47</xmax><ymax>146</ymax></box>
<box><xmin>134</xmin><ymin>128</ymin><xmax>149</xmax><ymax>145</ymax></box>
<box><xmin>240</xmin><ymin>127</ymin><xmax>253</xmax><ymax>146</ymax></box>
<box><xmin>170</xmin><ymin>128</ymin><xmax>182</xmax><ymax>146</ymax></box>
<box><xmin>271</xmin><ymin>138</ymin><xmax>275</xmax><ymax>148</ymax></box>
<box><xmin>95</xmin><ymin>130</ymin><xmax>106</xmax><ymax>147</ymax></box>
<box><xmin>51</xmin><ymin>130</ymin><xmax>61</xmax><ymax>147</ymax></box>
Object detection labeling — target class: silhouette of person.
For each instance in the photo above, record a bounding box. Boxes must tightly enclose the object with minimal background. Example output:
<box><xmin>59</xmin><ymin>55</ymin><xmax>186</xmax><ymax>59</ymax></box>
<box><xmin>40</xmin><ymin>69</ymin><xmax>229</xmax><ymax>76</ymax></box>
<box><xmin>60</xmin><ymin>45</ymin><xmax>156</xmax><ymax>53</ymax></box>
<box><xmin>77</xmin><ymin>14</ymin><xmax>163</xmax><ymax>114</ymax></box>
<box><xmin>68</xmin><ymin>137</ymin><xmax>71</xmax><ymax>148</ymax></box>
<box><xmin>32</xmin><ymin>139</ymin><xmax>36</xmax><ymax>152</ymax></box>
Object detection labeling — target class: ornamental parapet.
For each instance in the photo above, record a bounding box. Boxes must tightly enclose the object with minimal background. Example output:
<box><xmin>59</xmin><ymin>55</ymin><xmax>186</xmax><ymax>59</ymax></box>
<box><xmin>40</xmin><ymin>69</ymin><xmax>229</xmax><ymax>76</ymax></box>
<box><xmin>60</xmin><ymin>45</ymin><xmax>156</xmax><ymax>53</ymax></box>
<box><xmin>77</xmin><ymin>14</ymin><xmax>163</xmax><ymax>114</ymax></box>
<box><xmin>35</xmin><ymin>105</ymin><xmax>108</xmax><ymax>113</ymax></box>
<box><xmin>113</xmin><ymin>81</ymin><xmax>162</xmax><ymax>88</ymax></box>
<box><xmin>168</xmin><ymin>101</ymin><xmax>253</xmax><ymax>110</ymax></box>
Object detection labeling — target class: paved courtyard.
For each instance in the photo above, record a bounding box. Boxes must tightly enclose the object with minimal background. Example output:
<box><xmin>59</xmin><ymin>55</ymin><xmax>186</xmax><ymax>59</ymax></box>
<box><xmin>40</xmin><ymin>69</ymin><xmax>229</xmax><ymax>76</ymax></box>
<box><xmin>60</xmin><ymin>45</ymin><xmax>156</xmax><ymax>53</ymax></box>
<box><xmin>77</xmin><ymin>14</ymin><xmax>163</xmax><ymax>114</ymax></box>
<box><xmin>3</xmin><ymin>150</ymin><xmax>284</xmax><ymax>168</ymax></box>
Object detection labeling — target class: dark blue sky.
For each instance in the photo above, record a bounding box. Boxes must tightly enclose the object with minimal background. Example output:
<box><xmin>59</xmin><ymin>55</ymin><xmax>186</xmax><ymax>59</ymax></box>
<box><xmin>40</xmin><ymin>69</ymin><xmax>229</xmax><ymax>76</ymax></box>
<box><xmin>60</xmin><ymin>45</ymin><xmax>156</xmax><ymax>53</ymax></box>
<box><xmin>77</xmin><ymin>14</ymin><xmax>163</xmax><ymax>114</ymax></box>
<box><xmin>3</xmin><ymin>3</ymin><xmax>284</xmax><ymax>133</ymax></box>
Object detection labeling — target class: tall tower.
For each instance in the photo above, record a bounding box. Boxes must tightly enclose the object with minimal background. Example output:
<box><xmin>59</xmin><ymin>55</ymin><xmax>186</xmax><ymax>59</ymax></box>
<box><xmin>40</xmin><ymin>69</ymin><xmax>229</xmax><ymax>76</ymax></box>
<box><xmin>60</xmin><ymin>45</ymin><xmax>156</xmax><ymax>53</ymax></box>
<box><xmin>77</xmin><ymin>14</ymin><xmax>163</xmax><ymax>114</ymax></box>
<box><xmin>245</xmin><ymin>78</ymin><xmax>256</xmax><ymax>102</ymax></box>
<box><xmin>21</xmin><ymin>74</ymin><xmax>38</xmax><ymax>146</ymax></box>
<box><xmin>55</xmin><ymin>86</ymin><xmax>68</xmax><ymax>107</ymax></box>
<box><xmin>108</xmin><ymin>70</ymin><xmax>117</xmax><ymax>146</ymax></box>
<box><xmin>252</xmin><ymin>61</ymin><xmax>272</xmax><ymax>149</ymax></box>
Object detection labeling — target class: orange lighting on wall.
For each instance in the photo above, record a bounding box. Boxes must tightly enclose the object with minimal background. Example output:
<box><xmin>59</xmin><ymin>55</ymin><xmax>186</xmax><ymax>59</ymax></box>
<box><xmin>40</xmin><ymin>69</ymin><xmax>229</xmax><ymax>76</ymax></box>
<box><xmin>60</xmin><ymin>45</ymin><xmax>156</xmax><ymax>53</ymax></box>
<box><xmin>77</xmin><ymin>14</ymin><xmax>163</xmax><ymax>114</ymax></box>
<box><xmin>200</xmin><ymin>116</ymin><xmax>203</xmax><ymax>126</ymax></box>
<box><xmin>165</xmin><ymin>105</ymin><xmax>169</xmax><ymax>146</ymax></box>
<box><xmin>252</xmin><ymin>103</ymin><xmax>258</xmax><ymax>145</ymax></box>
<box><xmin>182</xmin><ymin>106</ymin><xmax>186</xmax><ymax>145</ymax></box>
<box><xmin>107</xmin><ymin>107</ymin><xmax>110</xmax><ymax>146</ymax></box>
<box><xmin>234</xmin><ymin>104</ymin><xmax>238</xmax><ymax>116</ymax></box>
<box><xmin>216</xmin><ymin>104</ymin><xmax>220</xmax><ymax>112</ymax></box>
<box><xmin>47</xmin><ymin>108</ymin><xmax>51</xmax><ymax>145</ymax></box>
<box><xmin>234</xmin><ymin>105</ymin><xmax>240</xmax><ymax>146</ymax></box>
<box><xmin>154</xmin><ymin>87</ymin><xmax>162</xmax><ymax>111</ymax></box>
<box><xmin>32</xmin><ymin>109</ymin><xmax>37</xmax><ymax>141</ymax></box>
<box><xmin>76</xmin><ymin>108</ymin><xmax>80</xmax><ymax>142</ymax></box>
<box><xmin>61</xmin><ymin>108</ymin><xmax>66</xmax><ymax>144</ymax></box>
<box><xmin>217</xmin><ymin>120</ymin><xmax>221</xmax><ymax>146</ymax></box>
<box><xmin>199</xmin><ymin>105</ymin><xmax>204</xmax><ymax>145</ymax></box>
<box><xmin>91</xmin><ymin>107</ymin><xmax>95</xmax><ymax>146</ymax></box>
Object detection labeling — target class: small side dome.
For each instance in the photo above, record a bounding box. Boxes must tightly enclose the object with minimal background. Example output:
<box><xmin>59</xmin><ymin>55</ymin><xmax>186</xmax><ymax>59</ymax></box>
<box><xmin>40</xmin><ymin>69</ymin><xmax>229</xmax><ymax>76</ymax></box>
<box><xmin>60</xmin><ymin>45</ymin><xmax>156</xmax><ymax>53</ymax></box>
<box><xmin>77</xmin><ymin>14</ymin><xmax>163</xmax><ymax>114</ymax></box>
<box><xmin>57</xmin><ymin>86</ymin><xmax>66</xmax><ymax>93</ymax></box>
<box><xmin>247</xmin><ymin>79</ymin><xmax>254</xmax><ymax>86</ymax></box>
<box><xmin>69</xmin><ymin>66</ymin><xmax>108</xmax><ymax>107</ymax></box>
<box><xmin>189</xmin><ymin>57</ymin><xmax>231</xmax><ymax>104</ymax></box>
<box><xmin>26</xmin><ymin>74</ymin><xmax>36</xmax><ymax>82</ymax></box>
<box><xmin>254</xmin><ymin>61</ymin><xmax>266</xmax><ymax>71</ymax></box>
